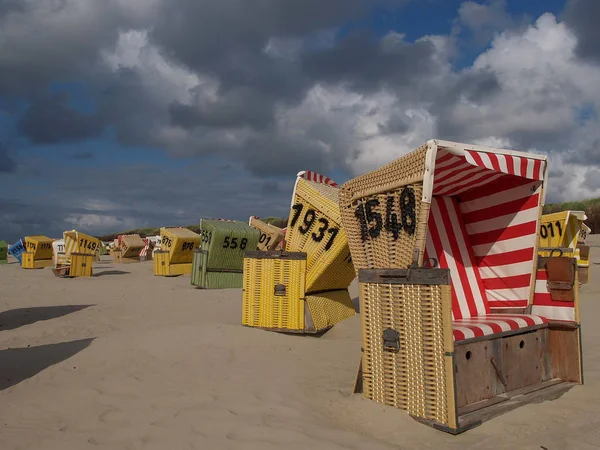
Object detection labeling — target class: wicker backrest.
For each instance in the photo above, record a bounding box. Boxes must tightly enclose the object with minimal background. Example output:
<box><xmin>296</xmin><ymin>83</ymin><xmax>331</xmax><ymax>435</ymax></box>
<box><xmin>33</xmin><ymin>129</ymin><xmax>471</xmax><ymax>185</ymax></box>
<box><xmin>200</xmin><ymin>219</ymin><xmax>260</xmax><ymax>271</ymax></box>
<box><xmin>285</xmin><ymin>177</ymin><xmax>355</xmax><ymax>292</ymax></box>
<box><xmin>339</xmin><ymin>144</ymin><xmax>430</xmax><ymax>270</ymax></box>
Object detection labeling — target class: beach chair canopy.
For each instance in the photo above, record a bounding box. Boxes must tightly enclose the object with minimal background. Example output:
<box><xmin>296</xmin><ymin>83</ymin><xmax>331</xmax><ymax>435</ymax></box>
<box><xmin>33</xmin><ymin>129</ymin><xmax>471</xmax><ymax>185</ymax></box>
<box><xmin>342</xmin><ymin>139</ymin><xmax>549</xmax><ymax>340</ymax></box>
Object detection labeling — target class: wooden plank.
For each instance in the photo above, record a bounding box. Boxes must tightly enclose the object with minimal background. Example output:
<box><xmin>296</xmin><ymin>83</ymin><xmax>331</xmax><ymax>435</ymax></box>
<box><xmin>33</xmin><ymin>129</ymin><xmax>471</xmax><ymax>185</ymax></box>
<box><xmin>358</xmin><ymin>268</ymin><xmax>450</xmax><ymax>285</ymax></box>
<box><xmin>549</xmin><ymin>328</ymin><xmax>582</xmax><ymax>382</ymax></box>
<box><xmin>455</xmin><ymin>340</ymin><xmax>499</xmax><ymax>408</ymax></box>
<box><xmin>501</xmin><ymin>329</ymin><xmax>549</xmax><ymax>391</ymax></box>
<box><xmin>458</xmin><ymin>381</ymin><xmax>575</xmax><ymax>430</ymax></box>
<box><xmin>243</xmin><ymin>250</ymin><xmax>306</xmax><ymax>260</ymax></box>
<box><xmin>457</xmin><ymin>396</ymin><xmax>508</xmax><ymax>416</ymax></box>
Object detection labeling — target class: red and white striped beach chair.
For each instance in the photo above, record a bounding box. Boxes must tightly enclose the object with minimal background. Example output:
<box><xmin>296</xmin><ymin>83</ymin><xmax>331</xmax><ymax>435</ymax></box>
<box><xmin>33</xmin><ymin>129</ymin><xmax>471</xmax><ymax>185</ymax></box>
<box><xmin>339</xmin><ymin>139</ymin><xmax>582</xmax><ymax>433</ymax></box>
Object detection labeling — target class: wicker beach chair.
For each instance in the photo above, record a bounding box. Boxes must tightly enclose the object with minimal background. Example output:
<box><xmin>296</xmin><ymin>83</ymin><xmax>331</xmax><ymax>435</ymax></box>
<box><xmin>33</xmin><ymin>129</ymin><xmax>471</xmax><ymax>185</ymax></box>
<box><xmin>339</xmin><ymin>139</ymin><xmax>583</xmax><ymax>433</ymax></box>
<box><xmin>242</xmin><ymin>171</ymin><xmax>356</xmax><ymax>334</ymax></box>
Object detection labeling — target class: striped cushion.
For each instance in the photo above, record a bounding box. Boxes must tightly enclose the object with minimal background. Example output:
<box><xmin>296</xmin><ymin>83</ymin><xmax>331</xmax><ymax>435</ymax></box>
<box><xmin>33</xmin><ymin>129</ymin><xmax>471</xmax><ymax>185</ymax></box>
<box><xmin>453</xmin><ymin>314</ymin><xmax>548</xmax><ymax>342</ymax></box>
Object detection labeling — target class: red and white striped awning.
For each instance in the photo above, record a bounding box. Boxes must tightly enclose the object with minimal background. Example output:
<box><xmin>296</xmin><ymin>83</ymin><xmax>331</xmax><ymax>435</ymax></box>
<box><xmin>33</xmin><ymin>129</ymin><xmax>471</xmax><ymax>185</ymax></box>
<box><xmin>290</xmin><ymin>170</ymin><xmax>339</xmax><ymax>207</ymax></box>
<box><xmin>423</xmin><ymin>140</ymin><xmax>549</xmax><ymax>312</ymax></box>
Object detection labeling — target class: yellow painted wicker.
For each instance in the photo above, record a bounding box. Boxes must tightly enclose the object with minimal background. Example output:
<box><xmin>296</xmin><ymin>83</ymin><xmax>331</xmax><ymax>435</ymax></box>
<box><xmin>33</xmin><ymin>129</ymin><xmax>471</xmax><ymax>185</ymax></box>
<box><xmin>242</xmin><ymin>251</ymin><xmax>306</xmax><ymax>331</ymax></box>
<box><xmin>242</xmin><ymin>251</ymin><xmax>355</xmax><ymax>333</ymax></box>
<box><xmin>285</xmin><ymin>177</ymin><xmax>355</xmax><ymax>291</ymax></box>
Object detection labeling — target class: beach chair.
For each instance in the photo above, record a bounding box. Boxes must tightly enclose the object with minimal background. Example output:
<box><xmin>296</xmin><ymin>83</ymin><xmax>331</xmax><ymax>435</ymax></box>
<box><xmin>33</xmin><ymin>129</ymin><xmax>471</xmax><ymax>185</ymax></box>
<box><xmin>153</xmin><ymin>227</ymin><xmax>200</xmax><ymax>276</ymax></box>
<box><xmin>242</xmin><ymin>171</ymin><xmax>356</xmax><ymax>334</ymax></box>
<box><xmin>339</xmin><ymin>140</ymin><xmax>582</xmax><ymax>433</ymax></box>
<box><xmin>139</xmin><ymin>238</ymin><xmax>154</xmax><ymax>261</ymax></box>
<box><xmin>539</xmin><ymin>210</ymin><xmax>591</xmax><ymax>284</ymax></box>
<box><xmin>22</xmin><ymin>236</ymin><xmax>54</xmax><ymax>269</ymax></box>
<box><xmin>8</xmin><ymin>238</ymin><xmax>26</xmax><ymax>264</ymax></box>
<box><xmin>52</xmin><ymin>230</ymin><xmax>100</xmax><ymax>277</ymax></box>
<box><xmin>52</xmin><ymin>239</ymin><xmax>66</xmax><ymax>267</ymax></box>
<box><xmin>249</xmin><ymin>216</ymin><xmax>285</xmax><ymax>251</ymax></box>
<box><xmin>0</xmin><ymin>240</ymin><xmax>7</xmax><ymax>265</ymax></box>
<box><xmin>113</xmin><ymin>234</ymin><xmax>145</xmax><ymax>263</ymax></box>
<box><xmin>192</xmin><ymin>219</ymin><xmax>260</xmax><ymax>289</ymax></box>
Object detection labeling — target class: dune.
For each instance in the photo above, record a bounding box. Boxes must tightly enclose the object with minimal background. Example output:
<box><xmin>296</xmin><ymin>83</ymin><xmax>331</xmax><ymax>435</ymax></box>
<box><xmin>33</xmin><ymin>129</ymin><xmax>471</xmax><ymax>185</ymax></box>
<box><xmin>0</xmin><ymin>237</ymin><xmax>598</xmax><ymax>449</ymax></box>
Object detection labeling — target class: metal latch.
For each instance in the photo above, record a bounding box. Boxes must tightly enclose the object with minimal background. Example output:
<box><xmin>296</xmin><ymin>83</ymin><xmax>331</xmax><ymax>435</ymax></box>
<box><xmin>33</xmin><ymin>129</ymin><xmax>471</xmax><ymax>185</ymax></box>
<box><xmin>383</xmin><ymin>328</ymin><xmax>400</xmax><ymax>353</ymax></box>
<box><xmin>274</xmin><ymin>284</ymin><xmax>286</xmax><ymax>296</ymax></box>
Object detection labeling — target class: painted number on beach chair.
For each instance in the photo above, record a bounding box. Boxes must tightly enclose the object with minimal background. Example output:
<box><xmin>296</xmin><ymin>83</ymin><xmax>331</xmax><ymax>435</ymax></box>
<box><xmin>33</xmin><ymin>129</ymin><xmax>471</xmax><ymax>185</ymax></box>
<box><xmin>355</xmin><ymin>187</ymin><xmax>416</xmax><ymax>242</ymax></box>
<box><xmin>259</xmin><ymin>233</ymin><xmax>272</xmax><ymax>247</ymax></box>
<box><xmin>540</xmin><ymin>221</ymin><xmax>563</xmax><ymax>239</ymax></box>
<box><xmin>222</xmin><ymin>237</ymin><xmax>248</xmax><ymax>250</ymax></box>
<box><xmin>181</xmin><ymin>242</ymin><xmax>195</xmax><ymax>251</ymax></box>
<box><xmin>201</xmin><ymin>230</ymin><xmax>212</xmax><ymax>244</ymax></box>
<box><xmin>162</xmin><ymin>236</ymin><xmax>173</xmax><ymax>248</ymax></box>
<box><xmin>290</xmin><ymin>203</ymin><xmax>340</xmax><ymax>251</ymax></box>
<box><xmin>57</xmin><ymin>244</ymin><xmax>65</xmax><ymax>252</ymax></box>
<box><xmin>79</xmin><ymin>238</ymin><xmax>98</xmax><ymax>252</ymax></box>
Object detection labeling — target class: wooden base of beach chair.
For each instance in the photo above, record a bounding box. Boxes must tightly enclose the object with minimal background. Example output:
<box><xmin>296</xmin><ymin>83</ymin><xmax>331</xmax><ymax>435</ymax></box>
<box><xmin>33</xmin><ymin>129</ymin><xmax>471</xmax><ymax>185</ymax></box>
<box><xmin>354</xmin><ymin>320</ymin><xmax>582</xmax><ymax>434</ymax></box>
<box><xmin>52</xmin><ymin>265</ymin><xmax>70</xmax><ymax>278</ymax></box>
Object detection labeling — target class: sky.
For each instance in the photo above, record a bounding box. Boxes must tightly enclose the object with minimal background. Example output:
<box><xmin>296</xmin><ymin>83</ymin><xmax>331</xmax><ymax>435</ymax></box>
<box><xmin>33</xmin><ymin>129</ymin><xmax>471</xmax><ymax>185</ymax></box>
<box><xmin>1</xmin><ymin>0</ymin><xmax>600</xmax><ymax>241</ymax></box>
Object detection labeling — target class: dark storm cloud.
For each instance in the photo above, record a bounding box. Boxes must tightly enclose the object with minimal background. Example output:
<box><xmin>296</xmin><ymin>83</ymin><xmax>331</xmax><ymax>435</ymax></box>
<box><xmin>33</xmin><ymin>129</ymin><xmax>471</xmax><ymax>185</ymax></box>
<box><xmin>18</xmin><ymin>93</ymin><xmax>105</xmax><ymax>144</ymax></box>
<box><xmin>0</xmin><ymin>159</ymin><xmax>294</xmax><ymax>241</ymax></box>
<box><xmin>0</xmin><ymin>142</ymin><xmax>16</xmax><ymax>173</ymax></box>
<box><xmin>149</xmin><ymin>0</ymin><xmax>368</xmax><ymax>72</ymax></box>
<box><xmin>240</xmin><ymin>133</ymin><xmax>332</xmax><ymax>177</ymax></box>
<box><xmin>70</xmin><ymin>151</ymin><xmax>94</xmax><ymax>160</ymax></box>
<box><xmin>378</xmin><ymin>111</ymin><xmax>411</xmax><ymax>134</ymax></box>
<box><xmin>169</xmin><ymin>87</ymin><xmax>275</xmax><ymax>130</ymax></box>
<box><xmin>431</xmin><ymin>69</ymin><xmax>502</xmax><ymax>141</ymax></box>
<box><xmin>563</xmin><ymin>0</ymin><xmax>600</xmax><ymax>62</ymax></box>
<box><xmin>301</xmin><ymin>31</ymin><xmax>437</xmax><ymax>92</ymax></box>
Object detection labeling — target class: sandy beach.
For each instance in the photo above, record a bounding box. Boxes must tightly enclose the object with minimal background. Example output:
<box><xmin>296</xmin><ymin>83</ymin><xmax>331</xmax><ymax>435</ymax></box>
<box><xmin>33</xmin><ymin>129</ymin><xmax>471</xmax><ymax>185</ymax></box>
<box><xmin>0</xmin><ymin>238</ymin><xmax>598</xmax><ymax>450</ymax></box>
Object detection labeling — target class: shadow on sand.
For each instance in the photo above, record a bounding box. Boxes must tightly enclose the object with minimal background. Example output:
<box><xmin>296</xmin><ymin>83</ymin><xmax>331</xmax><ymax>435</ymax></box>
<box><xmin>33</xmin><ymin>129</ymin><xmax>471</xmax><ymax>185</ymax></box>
<box><xmin>93</xmin><ymin>270</ymin><xmax>130</xmax><ymax>277</ymax></box>
<box><xmin>0</xmin><ymin>305</ymin><xmax>93</xmax><ymax>332</ymax></box>
<box><xmin>0</xmin><ymin>338</ymin><xmax>95</xmax><ymax>391</ymax></box>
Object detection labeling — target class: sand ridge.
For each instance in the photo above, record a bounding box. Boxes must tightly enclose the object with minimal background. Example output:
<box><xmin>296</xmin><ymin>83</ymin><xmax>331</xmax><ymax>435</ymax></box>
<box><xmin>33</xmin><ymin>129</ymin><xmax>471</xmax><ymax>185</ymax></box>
<box><xmin>0</xmin><ymin>237</ymin><xmax>599</xmax><ymax>449</ymax></box>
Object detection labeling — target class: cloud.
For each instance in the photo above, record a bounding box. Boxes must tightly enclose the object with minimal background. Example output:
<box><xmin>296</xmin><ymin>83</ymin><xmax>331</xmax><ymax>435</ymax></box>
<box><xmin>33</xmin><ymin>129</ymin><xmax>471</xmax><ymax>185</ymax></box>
<box><xmin>457</xmin><ymin>0</ymin><xmax>515</xmax><ymax>44</ymax></box>
<box><xmin>563</xmin><ymin>0</ymin><xmax>600</xmax><ymax>63</ymax></box>
<box><xmin>18</xmin><ymin>93</ymin><xmax>105</xmax><ymax>144</ymax></box>
<box><xmin>2</xmin><ymin>1</ymin><xmax>600</xmax><ymax>240</ymax></box>
<box><xmin>0</xmin><ymin>142</ymin><xmax>16</xmax><ymax>173</ymax></box>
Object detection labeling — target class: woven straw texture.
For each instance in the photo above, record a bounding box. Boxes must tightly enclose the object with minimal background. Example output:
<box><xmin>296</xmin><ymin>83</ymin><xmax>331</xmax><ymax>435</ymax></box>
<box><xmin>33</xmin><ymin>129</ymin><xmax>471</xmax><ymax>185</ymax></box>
<box><xmin>249</xmin><ymin>217</ymin><xmax>285</xmax><ymax>251</ymax></box>
<box><xmin>306</xmin><ymin>290</ymin><xmax>355</xmax><ymax>332</ymax></box>
<box><xmin>339</xmin><ymin>144</ymin><xmax>428</xmax><ymax>270</ymax></box>
<box><xmin>360</xmin><ymin>280</ymin><xmax>455</xmax><ymax>428</ymax></box>
<box><xmin>24</xmin><ymin>236</ymin><xmax>53</xmax><ymax>260</ymax></box>
<box><xmin>192</xmin><ymin>249</ymin><xmax>245</xmax><ymax>289</ymax></box>
<box><xmin>160</xmin><ymin>228</ymin><xmax>201</xmax><ymax>264</ymax></box>
<box><xmin>200</xmin><ymin>220</ymin><xmax>260</xmax><ymax>271</ymax></box>
<box><xmin>242</xmin><ymin>255</ymin><xmax>306</xmax><ymax>331</ymax></box>
<box><xmin>285</xmin><ymin>178</ymin><xmax>355</xmax><ymax>291</ymax></box>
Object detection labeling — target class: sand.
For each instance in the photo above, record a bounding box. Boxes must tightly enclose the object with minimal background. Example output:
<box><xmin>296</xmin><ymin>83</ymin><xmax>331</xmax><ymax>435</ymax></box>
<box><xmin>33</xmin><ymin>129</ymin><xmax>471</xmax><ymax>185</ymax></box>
<box><xmin>0</xmin><ymin>239</ymin><xmax>599</xmax><ymax>450</ymax></box>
